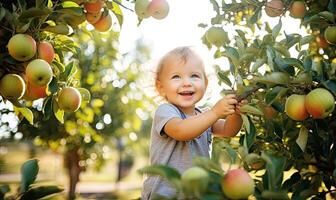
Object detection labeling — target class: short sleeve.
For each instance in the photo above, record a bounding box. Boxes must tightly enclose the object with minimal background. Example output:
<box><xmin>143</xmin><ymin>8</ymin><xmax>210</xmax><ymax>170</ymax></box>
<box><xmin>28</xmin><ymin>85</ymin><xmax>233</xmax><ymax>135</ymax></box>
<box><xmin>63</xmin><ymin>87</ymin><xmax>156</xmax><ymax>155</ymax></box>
<box><xmin>154</xmin><ymin>103</ymin><xmax>181</xmax><ymax>136</ymax></box>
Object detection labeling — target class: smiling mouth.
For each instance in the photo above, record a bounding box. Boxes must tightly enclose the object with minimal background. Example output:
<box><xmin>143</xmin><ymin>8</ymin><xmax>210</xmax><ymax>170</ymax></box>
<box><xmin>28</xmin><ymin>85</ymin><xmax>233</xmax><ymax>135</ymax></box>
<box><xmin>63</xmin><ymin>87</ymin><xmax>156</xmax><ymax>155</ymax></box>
<box><xmin>178</xmin><ymin>91</ymin><xmax>195</xmax><ymax>96</ymax></box>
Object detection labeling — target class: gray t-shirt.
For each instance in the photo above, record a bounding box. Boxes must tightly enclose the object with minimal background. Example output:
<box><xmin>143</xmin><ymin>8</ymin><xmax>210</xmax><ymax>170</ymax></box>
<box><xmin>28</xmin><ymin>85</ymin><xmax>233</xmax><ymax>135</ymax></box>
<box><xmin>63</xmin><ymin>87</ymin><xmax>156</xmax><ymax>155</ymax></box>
<box><xmin>141</xmin><ymin>103</ymin><xmax>212</xmax><ymax>200</ymax></box>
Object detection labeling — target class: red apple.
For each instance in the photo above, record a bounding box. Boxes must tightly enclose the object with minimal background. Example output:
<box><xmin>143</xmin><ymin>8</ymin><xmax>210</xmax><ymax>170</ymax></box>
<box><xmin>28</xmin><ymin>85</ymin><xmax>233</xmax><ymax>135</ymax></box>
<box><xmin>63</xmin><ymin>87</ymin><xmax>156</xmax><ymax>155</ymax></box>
<box><xmin>148</xmin><ymin>0</ymin><xmax>169</xmax><ymax>20</ymax></box>
<box><xmin>290</xmin><ymin>1</ymin><xmax>306</xmax><ymax>19</ymax></box>
<box><xmin>58</xmin><ymin>87</ymin><xmax>82</xmax><ymax>112</ymax></box>
<box><xmin>23</xmin><ymin>81</ymin><xmax>48</xmax><ymax>101</ymax></box>
<box><xmin>84</xmin><ymin>0</ymin><xmax>104</xmax><ymax>13</ymax></box>
<box><xmin>0</xmin><ymin>74</ymin><xmax>26</xmax><ymax>100</ymax></box>
<box><xmin>222</xmin><ymin>169</ymin><xmax>255</xmax><ymax>199</ymax></box>
<box><xmin>38</xmin><ymin>41</ymin><xmax>55</xmax><ymax>64</ymax></box>
<box><xmin>7</xmin><ymin>34</ymin><xmax>36</xmax><ymax>61</ymax></box>
<box><xmin>214</xmin><ymin>113</ymin><xmax>242</xmax><ymax>138</ymax></box>
<box><xmin>86</xmin><ymin>11</ymin><xmax>102</xmax><ymax>24</ymax></box>
<box><xmin>305</xmin><ymin>88</ymin><xmax>335</xmax><ymax>119</ymax></box>
<box><xmin>285</xmin><ymin>94</ymin><xmax>309</xmax><ymax>121</ymax></box>
<box><xmin>93</xmin><ymin>13</ymin><xmax>112</xmax><ymax>32</ymax></box>
<box><xmin>265</xmin><ymin>0</ymin><xmax>285</xmax><ymax>17</ymax></box>
<box><xmin>26</xmin><ymin>59</ymin><xmax>53</xmax><ymax>87</ymax></box>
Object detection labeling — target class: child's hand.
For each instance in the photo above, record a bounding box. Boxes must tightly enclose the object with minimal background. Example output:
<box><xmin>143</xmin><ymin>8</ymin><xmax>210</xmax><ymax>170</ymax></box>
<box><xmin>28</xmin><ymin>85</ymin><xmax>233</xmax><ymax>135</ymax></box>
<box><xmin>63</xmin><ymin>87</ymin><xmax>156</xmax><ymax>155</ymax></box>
<box><xmin>235</xmin><ymin>99</ymin><xmax>248</xmax><ymax>114</ymax></box>
<box><xmin>211</xmin><ymin>94</ymin><xmax>238</xmax><ymax>118</ymax></box>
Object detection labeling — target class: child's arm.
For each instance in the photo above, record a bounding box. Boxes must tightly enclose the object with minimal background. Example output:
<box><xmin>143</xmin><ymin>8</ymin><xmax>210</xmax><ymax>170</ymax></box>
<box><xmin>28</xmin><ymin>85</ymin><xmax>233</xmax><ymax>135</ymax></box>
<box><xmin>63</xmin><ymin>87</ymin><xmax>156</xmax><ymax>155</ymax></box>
<box><xmin>163</xmin><ymin>94</ymin><xmax>238</xmax><ymax>141</ymax></box>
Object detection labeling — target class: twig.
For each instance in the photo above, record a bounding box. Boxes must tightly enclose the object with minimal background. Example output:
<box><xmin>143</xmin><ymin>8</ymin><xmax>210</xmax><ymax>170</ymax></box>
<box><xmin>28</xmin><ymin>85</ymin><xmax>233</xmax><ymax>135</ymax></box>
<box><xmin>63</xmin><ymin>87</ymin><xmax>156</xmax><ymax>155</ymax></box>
<box><xmin>112</xmin><ymin>0</ymin><xmax>134</xmax><ymax>12</ymax></box>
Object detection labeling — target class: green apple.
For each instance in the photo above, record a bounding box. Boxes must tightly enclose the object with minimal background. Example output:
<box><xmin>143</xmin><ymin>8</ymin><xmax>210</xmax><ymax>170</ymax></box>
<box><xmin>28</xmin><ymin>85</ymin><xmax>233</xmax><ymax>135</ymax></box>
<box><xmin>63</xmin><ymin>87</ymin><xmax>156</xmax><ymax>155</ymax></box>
<box><xmin>0</xmin><ymin>74</ymin><xmax>26</xmax><ymax>100</ymax></box>
<box><xmin>181</xmin><ymin>167</ymin><xmax>209</xmax><ymax>197</ymax></box>
<box><xmin>58</xmin><ymin>87</ymin><xmax>82</xmax><ymax>112</ymax></box>
<box><xmin>7</xmin><ymin>34</ymin><xmax>36</xmax><ymax>61</ymax></box>
<box><xmin>135</xmin><ymin>0</ymin><xmax>151</xmax><ymax>19</ymax></box>
<box><xmin>26</xmin><ymin>59</ymin><xmax>53</xmax><ymax>87</ymax></box>
<box><xmin>206</xmin><ymin>27</ymin><xmax>228</xmax><ymax>48</ymax></box>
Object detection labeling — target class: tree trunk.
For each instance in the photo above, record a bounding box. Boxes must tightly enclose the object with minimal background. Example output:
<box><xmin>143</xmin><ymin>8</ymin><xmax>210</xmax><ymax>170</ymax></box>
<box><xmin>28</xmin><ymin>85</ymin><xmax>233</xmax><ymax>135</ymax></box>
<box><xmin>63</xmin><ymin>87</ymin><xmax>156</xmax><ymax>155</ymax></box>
<box><xmin>64</xmin><ymin>147</ymin><xmax>82</xmax><ymax>200</ymax></box>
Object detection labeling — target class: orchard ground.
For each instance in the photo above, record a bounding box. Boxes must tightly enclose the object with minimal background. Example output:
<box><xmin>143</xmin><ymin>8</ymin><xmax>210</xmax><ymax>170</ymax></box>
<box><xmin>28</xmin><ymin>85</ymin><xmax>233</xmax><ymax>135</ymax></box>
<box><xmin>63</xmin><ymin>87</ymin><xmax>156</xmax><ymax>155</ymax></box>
<box><xmin>0</xmin><ymin>143</ymin><xmax>144</xmax><ymax>199</ymax></box>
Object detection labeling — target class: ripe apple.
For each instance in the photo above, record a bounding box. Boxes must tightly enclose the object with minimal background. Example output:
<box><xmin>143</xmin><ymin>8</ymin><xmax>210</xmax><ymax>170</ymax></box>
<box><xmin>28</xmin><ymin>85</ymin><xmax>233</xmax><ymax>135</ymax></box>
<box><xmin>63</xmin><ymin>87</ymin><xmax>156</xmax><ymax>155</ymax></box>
<box><xmin>265</xmin><ymin>0</ymin><xmax>285</xmax><ymax>17</ymax></box>
<box><xmin>135</xmin><ymin>0</ymin><xmax>151</xmax><ymax>19</ymax></box>
<box><xmin>245</xmin><ymin>153</ymin><xmax>265</xmax><ymax>170</ymax></box>
<box><xmin>289</xmin><ymin>1</ymin><xmax>306</xmax><ymax>19</ymax></box>
<box><xmin>94</xmin><ymin>13</ymin><xmax>112</xmax><ymax>32</ymax></box>
<box><xmin>305</xmin><ymin>88</ymin><xmax>335</xmax><ymax>119</ymax></box>
<box><xmin>316</xmin><ymin>36</ymin><xmax>329</xmax><ymax>49</ymax></box>
<box><xmin>23</xmin><ymin>81</ymin><xmax>48</xmax><ymax>101</ymax></box>
<box><xmin>0</xmin><ymin>74</ymin><xmax>26</xmax><ymax>100</ymax></box>
<box><xmin>324</xmin><ymin>26</ymin><xmax>336</xmax><ymax>44</ymax></box>
<box><xmin>285</xmin><ymin>94</ymin><xmax>309</xmax><ymax>121</ymax></box>
<box><xmin>148</xmin><ymin>0</ymin><xmax>169</xmax><ymax>20</ymax></box>
<box><xmin>206</xmin><ymin>27</ymin><xmax>228</xmax><ymax>48</ymax></box>
<box><xmin>84</xmin><ymin>0</ymin><xmax>104</xmax><ymax>13</ymax></box>
<box><xmin>58</xmin><ymin>87</ymin><xmax>82</xmax><ymax>112</ymax></box>
<box><xmin>263</xmin><ymin>106</ymin><xmax>278</xmax><ymax>119</ymax></box>
<box><xmin>26</xmin><ymin>59</ymin><xmax>53</xmax><ymax>87</ymax></box>
<box><xmin>86</xmin><ymin>11</ymin><xmax>102</xmax><ymax>24</ymax></box>
<box><xmin>7</xmin><ymin>34</ymin><xmax>36</xmax><ymax>61</ymax></box>
<box><xmin>222</xmin><ymin>168</ymin><xmax>255</xmax><ymax>199</ymax></box>
<box><xmin>181</xmin><ymin>167</ymin><xmax>209</xmax><ymax>197</ymax></box>
<box><xmin>38</xmin><ymin>41</ymin><xmax>55</xmax><ymax>64</ymax></box>
<box><xmin>214</xmin><ymin>113</ymin><xmax>242</xmax><ymax>137</ymax></box>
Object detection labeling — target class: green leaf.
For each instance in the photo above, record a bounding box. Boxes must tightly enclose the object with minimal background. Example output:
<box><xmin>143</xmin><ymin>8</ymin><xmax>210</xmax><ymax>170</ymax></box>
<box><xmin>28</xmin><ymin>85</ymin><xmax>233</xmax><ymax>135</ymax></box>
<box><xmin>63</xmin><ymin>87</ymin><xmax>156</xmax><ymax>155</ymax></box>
<box><xmin>192</xmin><ymin>157</ymin><xmax>223</xmax><ymax>174</ymax></box>
<box><xmin>63</xmin><ymin>61</ymin><xmax>77</xmax><ymax>80</ymax></box>
<box><xmin>251</xmin><ymin>58</ymin><xmax>266</xmax><ymax>72</ymax></box>
<box><xmin>77</xmin><ymin>88</ymin><xmax>91</xmax><ymax>102</ymax></box>
<box><xmin>240</xmin><ymin>104</ymin><xmax>263</xmax><ymax>116</ymax></box>
<box><xmin>53</xmin><ymin>97</ymin><xmax>64</xmax><ymax>124</ymax></box>
<box><xmin>20</xmin><ymin>185</ymin><xmax>64</xmax><ymax>200</ymax></box>
<box><xmin>48</xmin><ymin>77</ymin><xmax>58</xmax><ymax>94</ymax></box>
<box><xmin>138</xmin><ymin>165</ymin><xmax>181</xmax><ymax>188</ymax></box>
<box><xmin>42</xmin><ymin>97</ymin><xmax>52</xmax><ymax>120</ymax></box>
<box><xmin>265</xmin><ymin>86</ymin><xmax>288</xmax><ymax>105</ymax></box>
<box><xmin>296</xmin><ymin>126</ymin><xmax>308</xmax><ymax>152</ymax></box>
<box><xmin>20</xmin><ymin>159</ymin><xmax>39</xmax><ymax>193</ymax></box>
<box><xmin>261</xmin><ymin>152</ymin><xmax>286</xmax><ymax>190</ymax></box>
<box><xmin>0</xmin><ymin>7</ymin><xmax>6</xmax><ymax>21</ymax></box>
<box><xmin>217</xmin><ymin>70</ymin><xmax>232</xmax><ymax>87</ymax></box>
<box><xmin>318</xmin><ymin>11</ymin><xmax>335</xmax><ymax>23</ymax></box>
<box><xmin>266</xmin><ymin>46</ymin><xmax>275</xmax><ymax>71</ymax></box>
<box><xmin>17</xmin><ymin>107</ymin><xmax>34</xmax><ymax>125</ymax></box>
<box><xmin>272</xmin><ymin>20</ymin><xmax>282</xmax><ymax>38</ymax></box>
<box><xmin>244</xmin><ymin>116</ymin><xmax>256</xmax><ymax>149</ymax></box>
<box><xmin>110</xmin><ymin>2</ymin><xmax>123</xmax><ymax>27</ymax></box>
<box><xmin>18</xmin><ymin>7</ymin><xmax>51</xmax><ymax>21</ymax></box>
<box><xmin>322</xmin><ymin>80</ymin><xmax>336</xmax><ymax>95</ymax></box>
<box><xmin>299</xmin><ymin>35</ymin><xmax>315</xmax><ymax>47</ymax></box>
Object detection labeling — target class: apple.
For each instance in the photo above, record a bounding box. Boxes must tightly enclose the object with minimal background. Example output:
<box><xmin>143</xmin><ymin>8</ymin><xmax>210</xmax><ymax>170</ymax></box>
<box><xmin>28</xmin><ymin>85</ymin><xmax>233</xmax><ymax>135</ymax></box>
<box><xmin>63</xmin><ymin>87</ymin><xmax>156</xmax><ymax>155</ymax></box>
<box><xmin>285</xmin><ymin>94</ymin><xmax>309</xmax><ymax>121</ymax></box>
<box><xmin>324</xmin><ymin>26</ymin><xmax>336</xmax><ymax>44</ymax></box>
<box><xmin>135</xmin><ymin>0</ymin><xmax>151</xmax><ymax>19</ymax></box>
<box><xmin>289</xmin><ymin>1</ymin><xmax>306</xmax><ymax>19</ymax></box>
<box><xmin>181</xmin><ymin>167</ymin><xmax>209</xmax><ymax>197</ymax></box>
<box><xmin>0</xmin><ymin>74</ymin><xmax>26</xmax><ymax>100</ymax></box>
<box><xmin>263</xmin><ymin>106</ymin><xmax>278</xmax><ymax>119</ymax></box>
<box><xmin>84</xmin><ymin>0</ymin><xmax>104</xmax><ymax>13</ymax></box>
<box><xmin>222</xmin><ymin>168</ymin><xmax>255</xmax><ymax>199</ymax></box>
<box><xmin>305</xmin><ymin>88</ymin><xmax>335</xmax><ymax>119</ymax></box>
<box><xmin>214</xmin><ymin>113</ymin><xmax>242</xmax><ymax>137</ymax></box>
<box><xmin>148</xmin><ymin>0</ymin><xmax>169</xmax><ymax>20</ymax></box>
<box><xmin>316</xmin><ymin>36</ymin><xmax>329</xmax><ymax>49</ymax></box>
<box><xmin>206</xmin><ymin>27</ymin><xmax>228</xmax><ymax>48</ymax></box>
<box><xmin>245</xmin><ymin>153</ymin><xmax>265</xmax><ymax>170</ymax></box>
<box><xmin>38</xmin><ymin>41</ymin><xmax>55</xmax><ymax>64</ymax></box>
<box><xmin>58</xmin><ymin>87</ymin><xmax>82</xmax><ymax>112</ymax></box>
<box><xmin>23</xmin><ymin>81</ymin><xmax>48</xmax><ymax>101</ymax></box>
<box><xmin>86</xmin><ymin>11</ymin><xmax>102</xmax><ymax>24</ymax></box>
<box><xmin>7</xmin><ymin>34</ymin><xmax>36</xmax><ymax>61</ymax></box>
<box><xmin>265</xmin><ymin>0</ymin><xmax>285</xmax><ymax>17</ymax></box>
<box><xmin>26</xmin><ymin>59</ymin><xmax>53</xmax><ymax>87</ymax></box>
<box><xmin>94</xmin><ymin>13</ymin><xmax>112</xmax><ymax>32</ymax></box>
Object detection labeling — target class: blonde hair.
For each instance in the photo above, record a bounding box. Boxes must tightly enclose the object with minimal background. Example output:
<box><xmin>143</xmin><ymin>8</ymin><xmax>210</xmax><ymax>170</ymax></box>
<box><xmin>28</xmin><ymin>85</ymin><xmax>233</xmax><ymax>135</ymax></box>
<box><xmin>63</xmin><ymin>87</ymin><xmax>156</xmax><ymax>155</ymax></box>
<box><xmin>154</xmin><ymin>46</ymin><xmax>207</xmax><ymax>93</ymax></box>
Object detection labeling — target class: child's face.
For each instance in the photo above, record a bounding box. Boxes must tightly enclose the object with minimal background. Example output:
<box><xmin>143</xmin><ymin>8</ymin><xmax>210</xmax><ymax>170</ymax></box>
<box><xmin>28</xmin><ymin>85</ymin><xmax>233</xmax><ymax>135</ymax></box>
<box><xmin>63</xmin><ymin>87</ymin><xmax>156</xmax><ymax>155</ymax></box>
<box><xmin>156</xmin><ymin>55</ymin><xmax>208</xmax><ymax>114</ymax></box>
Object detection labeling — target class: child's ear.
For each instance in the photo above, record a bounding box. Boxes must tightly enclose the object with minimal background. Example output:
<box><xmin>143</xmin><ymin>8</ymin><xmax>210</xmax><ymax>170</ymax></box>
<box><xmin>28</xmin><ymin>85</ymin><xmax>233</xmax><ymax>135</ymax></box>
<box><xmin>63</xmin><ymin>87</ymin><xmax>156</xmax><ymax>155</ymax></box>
<box><xmin>205</xmin><ymin>77</ymin><xmax>208</xmax><ymax>88</ymax></box>
<box><xmin>156</xmin><ymin>80</ymin><xmax>165</xmax><ymax>96</ymax></box>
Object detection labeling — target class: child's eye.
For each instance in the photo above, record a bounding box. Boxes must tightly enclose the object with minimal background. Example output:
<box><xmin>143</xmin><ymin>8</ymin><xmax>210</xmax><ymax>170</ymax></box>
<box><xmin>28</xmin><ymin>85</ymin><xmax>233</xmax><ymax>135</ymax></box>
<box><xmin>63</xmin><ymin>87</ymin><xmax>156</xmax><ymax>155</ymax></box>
<box><xmin>191</xmin><ymin>74</ymin><xmax>200</xmax><ymax>78</ymax></box>
<box><xmin>171</xmin><ymin>75</ymin><xmax>180</xmax><ymax>79</ymax></box>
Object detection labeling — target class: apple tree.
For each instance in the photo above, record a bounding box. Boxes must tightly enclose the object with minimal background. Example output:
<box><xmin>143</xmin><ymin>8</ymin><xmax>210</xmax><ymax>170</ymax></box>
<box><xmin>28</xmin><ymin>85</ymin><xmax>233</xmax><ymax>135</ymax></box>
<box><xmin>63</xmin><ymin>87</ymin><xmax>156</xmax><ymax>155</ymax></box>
<box><xmin>139</xmin><ymin>0</ymin><xmax>336</xmax><ymax>199</ymax></box>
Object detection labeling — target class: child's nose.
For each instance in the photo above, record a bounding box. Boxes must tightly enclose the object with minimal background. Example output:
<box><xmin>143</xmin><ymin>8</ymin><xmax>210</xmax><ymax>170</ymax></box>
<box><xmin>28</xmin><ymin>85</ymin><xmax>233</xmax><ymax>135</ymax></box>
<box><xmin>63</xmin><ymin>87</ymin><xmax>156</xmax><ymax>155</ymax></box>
<box><xmin>182</xmin><ymin>78</ymin><xmax>192</xmax><ymax>86</ymax></box>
